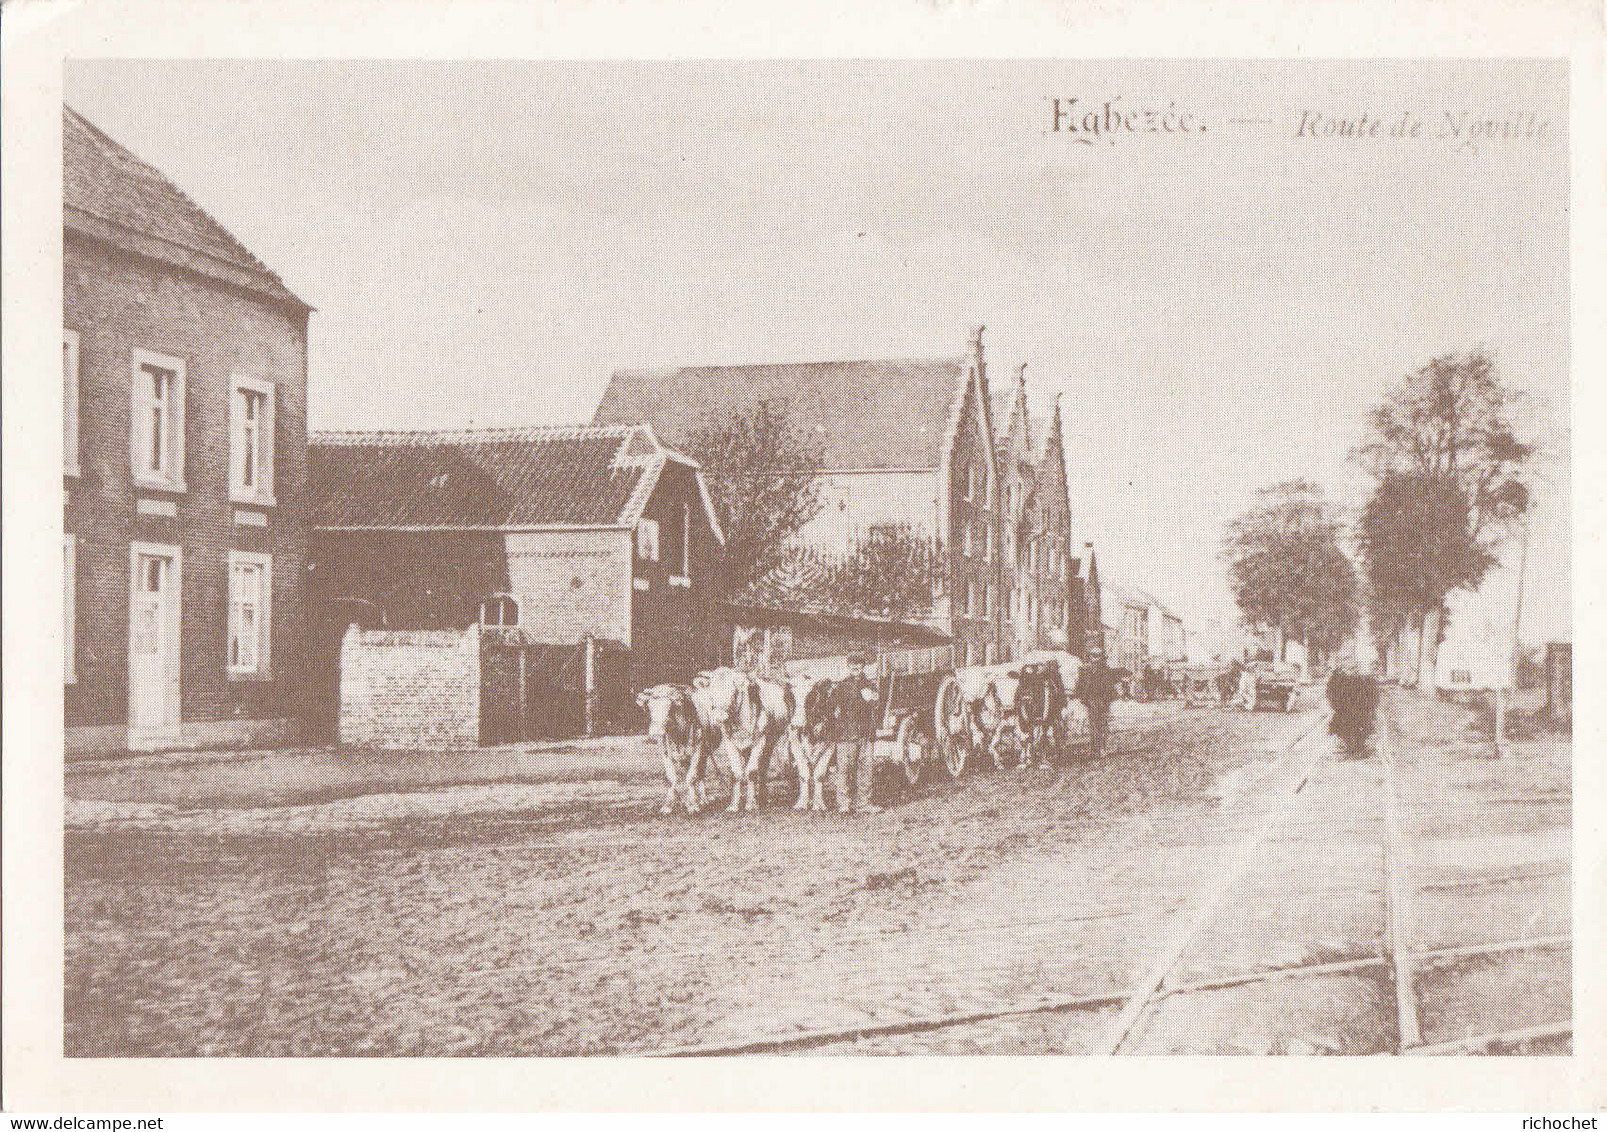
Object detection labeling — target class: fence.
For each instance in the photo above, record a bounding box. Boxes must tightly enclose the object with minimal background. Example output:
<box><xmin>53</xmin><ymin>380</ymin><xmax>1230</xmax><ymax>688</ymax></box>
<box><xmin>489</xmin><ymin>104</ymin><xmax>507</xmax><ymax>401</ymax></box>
<box><xmin>785</xmin><ymin>643</ymin><xmax>955</xmax><ymax>681</ymax></box>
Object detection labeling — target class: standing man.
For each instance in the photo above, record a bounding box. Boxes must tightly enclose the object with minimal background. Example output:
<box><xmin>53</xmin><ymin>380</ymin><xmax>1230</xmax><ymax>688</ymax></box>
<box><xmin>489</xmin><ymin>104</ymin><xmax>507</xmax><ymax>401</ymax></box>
<box><xmin>831</xmin><ymin>651</ymin><xmax>883</xmax><ymax>814</ymax></box>
<box><xmin>1074</xmin><ymin>640</ymin><xmax>1119</xmax><ymax>759</ymax></box>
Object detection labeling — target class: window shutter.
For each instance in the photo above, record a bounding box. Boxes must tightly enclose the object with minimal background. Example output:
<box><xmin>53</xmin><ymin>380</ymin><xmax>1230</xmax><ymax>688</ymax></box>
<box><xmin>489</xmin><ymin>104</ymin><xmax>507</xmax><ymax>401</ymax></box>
<box><xmin>264</xmin><ymin>383</ymin><xmax>277</xmax><ymax>498</ymax></box>
<box><xmin>172</xmin><ymin>364</ymin><xmax>187</xmax><ymax>488</ymax></box>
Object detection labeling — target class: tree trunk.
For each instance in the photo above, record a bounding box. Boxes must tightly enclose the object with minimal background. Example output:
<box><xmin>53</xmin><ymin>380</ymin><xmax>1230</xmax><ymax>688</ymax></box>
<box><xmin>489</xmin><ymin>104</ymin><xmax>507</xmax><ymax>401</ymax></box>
<box><xmin>1416</xmin><ymin>605</ymin><xmax>1443</xmax><ymax>692</ymax></box>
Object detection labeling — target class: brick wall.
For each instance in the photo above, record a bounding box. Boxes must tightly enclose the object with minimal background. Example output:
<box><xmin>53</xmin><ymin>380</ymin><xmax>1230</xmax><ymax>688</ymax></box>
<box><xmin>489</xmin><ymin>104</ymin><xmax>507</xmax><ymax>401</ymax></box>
<box><xmin>947</xmin><ymin>379</ymin><xmax>1001</xmax><ymax>666</ymax></box>
<box><xmin>339</xmin><ymin>627</ymin><xmax>480</xmax><ymax>749</ymax></box>
<box><xmin>503</xmin><ymin>529</ymin><xmax>632</xmax><ymax>644</ymax></box>
<box><xmin>64</xmin><ymin>232</ymin><xmax>310</xmax><ymax>740</ymax></box>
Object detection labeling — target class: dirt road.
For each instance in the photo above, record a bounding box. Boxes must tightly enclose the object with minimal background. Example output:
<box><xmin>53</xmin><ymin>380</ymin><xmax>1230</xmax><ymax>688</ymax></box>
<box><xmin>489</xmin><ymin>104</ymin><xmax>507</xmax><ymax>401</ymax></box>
<box><xmin>64</xmin><ymin>691</ymin><xmax>1568</xmax><ymax>1056</ymax></box>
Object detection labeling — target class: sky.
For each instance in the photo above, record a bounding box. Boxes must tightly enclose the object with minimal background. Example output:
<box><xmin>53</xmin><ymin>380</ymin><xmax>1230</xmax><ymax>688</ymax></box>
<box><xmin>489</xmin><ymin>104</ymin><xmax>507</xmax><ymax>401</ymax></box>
<box><xmin>64</xmin><ymin>59</ymin><xmax>1571</xmax><ymax>643</ymax></box>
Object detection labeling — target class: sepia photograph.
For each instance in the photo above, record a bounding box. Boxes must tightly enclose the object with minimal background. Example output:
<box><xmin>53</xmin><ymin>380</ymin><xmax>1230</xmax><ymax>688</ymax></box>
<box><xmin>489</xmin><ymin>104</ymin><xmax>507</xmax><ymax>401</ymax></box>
<box><xmin>51</xmin><ymin>56</ymin><xmax>1574</xmax><ymax>1063</ymax></box>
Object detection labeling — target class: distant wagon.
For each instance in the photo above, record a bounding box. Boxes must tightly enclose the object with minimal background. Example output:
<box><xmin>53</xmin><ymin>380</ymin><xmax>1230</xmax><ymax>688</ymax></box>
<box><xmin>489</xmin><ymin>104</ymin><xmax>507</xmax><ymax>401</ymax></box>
<box><xmin>1236</xmin><ymin>661</ymin><xmax>1302</xmax><ymax>712</ymax></box>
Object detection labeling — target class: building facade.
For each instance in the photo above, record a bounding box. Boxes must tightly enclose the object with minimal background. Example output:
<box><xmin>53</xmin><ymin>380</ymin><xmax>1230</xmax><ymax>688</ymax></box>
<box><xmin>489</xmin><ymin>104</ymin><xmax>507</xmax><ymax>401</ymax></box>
<box><xmin>63</xmin><ymin>107</ymin><xmax>313</xmax><ymax>754</ymax></box>
<box><xmin>306</xmin><ymin>423</ymin><xmax>726</xmax><ymax>721</ymax></box>
<box><xmin>592</xmin><ymin>328</ymin><xmax>1008</xmax><ymax>666</ymax></box>
<box><xmin>1101</xmin><ymin>582</ymin><xmax>1186</xmax><ymax>672</ymax></box>
<box><xmin>993</xmin><ymin>366</ymin><xmax>1077</xmax><ymax>661</ymax></box>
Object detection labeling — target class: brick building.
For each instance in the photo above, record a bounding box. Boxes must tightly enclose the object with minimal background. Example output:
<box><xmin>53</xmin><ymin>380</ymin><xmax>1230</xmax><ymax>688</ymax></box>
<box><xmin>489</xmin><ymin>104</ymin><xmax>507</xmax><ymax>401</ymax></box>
<box><xmin>63</xmin><ymin>107</ymin><xmax>314</xmax><ymax>754</ymax></box>
<box><xmin>305</xmin><ymin>423</ymin><xmax>726</xmax><ymax>728</ymax></box>
<box><xmin>993</xmin><ymin>365</ymin><xmax>1078</xmax><ymax>661</ymax></box>
<box><xmin>592</xmin><ymin>329</ymin><xmax>1006</xmax><ymax>665</ymax></box>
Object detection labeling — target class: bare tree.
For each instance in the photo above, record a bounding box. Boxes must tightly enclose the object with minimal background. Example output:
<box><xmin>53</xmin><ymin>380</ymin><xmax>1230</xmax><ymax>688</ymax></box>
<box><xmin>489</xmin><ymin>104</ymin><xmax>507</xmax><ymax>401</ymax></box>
<box><xmin>1353</xmin><ymin>347</ymin><xmax>1533</xmax><ymax>686</ymax></box>
<box><xmin>819</xmin><ymin>523</ymin><xmax>947</xmax><ymax>622</ymax></box>
<box><xmin>684</xmin><ymin>398</ymin><xmax>826</xmax><ymax>598</ymax></box>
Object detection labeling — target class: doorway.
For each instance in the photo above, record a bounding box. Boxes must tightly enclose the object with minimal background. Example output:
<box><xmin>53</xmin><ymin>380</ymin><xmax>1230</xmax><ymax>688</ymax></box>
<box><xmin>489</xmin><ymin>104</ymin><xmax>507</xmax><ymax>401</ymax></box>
<box><xmin>128</xmin><ymin>543</ymin><xmax>181</xmax><ymax>748</ymax></box>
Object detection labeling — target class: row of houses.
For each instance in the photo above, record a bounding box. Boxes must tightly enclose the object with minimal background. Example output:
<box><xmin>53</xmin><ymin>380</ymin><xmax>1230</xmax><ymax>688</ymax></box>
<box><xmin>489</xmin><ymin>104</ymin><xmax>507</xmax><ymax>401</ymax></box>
<box><xmin>62</xmin><ymin>105</ymin><xmax>1182</xmax><ymax>754</ymax></box>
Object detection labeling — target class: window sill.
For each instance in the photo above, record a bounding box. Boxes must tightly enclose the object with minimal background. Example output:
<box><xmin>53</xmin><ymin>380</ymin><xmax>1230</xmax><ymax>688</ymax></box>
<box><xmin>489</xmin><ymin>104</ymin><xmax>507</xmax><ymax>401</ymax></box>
<box><xmin>64</xmin><ymin>466</ymin><xmax>81</xmax><ymax>481</ymax></box>
<box><xmin>227</xmin><ymin>669</ymin><xmax>272</xmax><ymax>683</ymax></box>
<box><xmin>633</xmin><ymin>577</ymin><xmax>650</xmax><ymax>592</ymax></box>
<box><xmin>133</xmin><ymin>476</ymin><xmax>187</xmax><ymax>495</ymax></box>
<box><xmin>230</xmin><ymin>492</ymin><xmax>278</xmax><ymax>508</ymax></box>
<box><xmin>669</xmin><ymin>576</ymin><xmax>691</xmax><ymax>589</ymax></box>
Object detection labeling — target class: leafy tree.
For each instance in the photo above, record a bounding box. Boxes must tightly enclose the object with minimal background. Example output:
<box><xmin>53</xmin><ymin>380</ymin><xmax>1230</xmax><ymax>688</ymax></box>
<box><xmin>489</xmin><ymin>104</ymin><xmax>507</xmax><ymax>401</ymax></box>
<box><xmin>684</xmin><ymin>399</ymin><xmax>826</xmax><ymax>598</ymax></box>
<box><xmin>1353</xmin><ymin>347</ymin><xmax>1533</xmax><ymax>685</ymax></box>
<box><xmin>1222</xmin><ymin>480</ymin><xmax>1360</xmax><ymax>665</ymax></box>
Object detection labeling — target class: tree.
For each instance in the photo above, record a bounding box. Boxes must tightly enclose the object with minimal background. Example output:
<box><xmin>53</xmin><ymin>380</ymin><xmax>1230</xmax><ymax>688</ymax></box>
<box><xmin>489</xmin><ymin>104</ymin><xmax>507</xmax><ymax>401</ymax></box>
<box><xmin>684</xmin><ymin>398</ymin><xmax>826</xmax><ymax>598</ymax></box>
<box><xmin>1353</xmin><ymin>347</ymin><xmax>1534</xmax><ymax>686</ymax></box>
<box><xmin>818</xmin><ymin>523</ymin><xmax>947</xmax><ymax>622</ymax></box>
<box><xmin>1222</xmin><ymin>480</ymin><xmax>1360</xmax><ymax>667</ymax></box>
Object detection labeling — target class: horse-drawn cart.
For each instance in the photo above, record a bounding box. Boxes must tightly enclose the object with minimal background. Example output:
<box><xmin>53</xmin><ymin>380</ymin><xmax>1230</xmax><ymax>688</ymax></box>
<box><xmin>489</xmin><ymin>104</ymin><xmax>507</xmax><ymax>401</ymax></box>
<box><xmin>1178</xmin><ymin>663</ymin><xmax>1229</xmax><ymax>707</ymax></box>
<box><xmin>1237</xmin><ymin>662</ymin><xmax>1302</xmax><ymax>712</ymax></box>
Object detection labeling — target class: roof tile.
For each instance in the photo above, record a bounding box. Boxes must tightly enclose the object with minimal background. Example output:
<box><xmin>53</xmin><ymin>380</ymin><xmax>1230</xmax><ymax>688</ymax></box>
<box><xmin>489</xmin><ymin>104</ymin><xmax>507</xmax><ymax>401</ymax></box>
<box><xmin>308</xmin><ymin>425</ymin><xmax>655</xmax><ymax>529</ymax></box>
<box><xmin>592</xmin><ymin>357</ymin><xmax>968</xmax><ymax>471</ymax></box>
<box><xmin>63</xmin><ymin>106</ymin><xmax>307</xmax><ymax>310</ymax></box>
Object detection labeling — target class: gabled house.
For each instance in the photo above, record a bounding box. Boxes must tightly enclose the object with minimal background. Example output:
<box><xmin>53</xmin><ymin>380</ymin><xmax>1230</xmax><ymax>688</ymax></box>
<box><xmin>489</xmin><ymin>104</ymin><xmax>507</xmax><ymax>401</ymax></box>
<box><xmin>592</xmin><ymin>328</ymin><xmax>1005</xmax><ymax>665</ymax></box>
<box><xmin>63</xmin><ymin>106</ymin><xmax>314</xmax><ymax>754</ymax></box>
<box><xmin>306</xmin><ymin>423</ymin><xmax>726</xmax><ymax>708</ymax></box>
<box><xmin>992</xmin><ymin>365</ymin><xmax>1078</xmax><ymax>660</ymax></box>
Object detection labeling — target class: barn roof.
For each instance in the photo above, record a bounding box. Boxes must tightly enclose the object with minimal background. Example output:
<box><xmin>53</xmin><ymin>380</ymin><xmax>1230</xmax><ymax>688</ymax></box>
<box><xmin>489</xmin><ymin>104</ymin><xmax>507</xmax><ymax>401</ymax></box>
<box><xmin>308</xmin><ymin>423</ymin><xmax>722</xmax><ymax>541</ymax></box>
<box><xmin>591</xmin><ymin>357</ymin><xmax>969</xmax><ymax>471</ymax></box>
<box><xmin>63</xmin><ymin>105</ymin><xmax>309</xmax><ymax>311</ymax></box>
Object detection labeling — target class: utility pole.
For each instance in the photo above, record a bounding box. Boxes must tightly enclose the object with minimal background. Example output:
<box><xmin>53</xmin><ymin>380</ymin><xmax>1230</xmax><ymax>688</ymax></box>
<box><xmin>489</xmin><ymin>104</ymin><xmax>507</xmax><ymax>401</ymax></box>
<box><xmin>1495</xmin><ymin>514</ymin><xmax>1532</xmax><ymax>756</ymax></box>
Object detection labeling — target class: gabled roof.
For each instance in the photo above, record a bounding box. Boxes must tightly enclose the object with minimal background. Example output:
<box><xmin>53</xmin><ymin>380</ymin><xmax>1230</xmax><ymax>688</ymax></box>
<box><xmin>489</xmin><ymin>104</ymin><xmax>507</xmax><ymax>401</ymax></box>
<box><xmin>992</xmin><ymin>366</ymin><xmax>1032</xmax><ymax>462</ymax></box>
<box><xmin>592</xmin><ymin>357</ymin><xmax>969</xmax><ymax>471</ymax></box>
<box><xmin>308</xmin><ymin>423</ymin><xmax>722</xmax><ymax>541</ymax></box>
<box><xmin>63</xmin><ymin>106</ymin><xmax>309</xmax><ymax>311</ymax></box>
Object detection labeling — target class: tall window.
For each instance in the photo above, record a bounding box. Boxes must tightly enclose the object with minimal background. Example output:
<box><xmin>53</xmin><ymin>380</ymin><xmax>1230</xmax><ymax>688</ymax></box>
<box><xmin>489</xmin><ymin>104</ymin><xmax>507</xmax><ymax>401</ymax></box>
<box><xmin>231</xmin><ymin>377</ymin><xmax>275</xmax><ymax>502</ymax></box>
<box><xmin>636</xmin><ymin>519</ymin><xmax>660</xmax><ymax>562</ymax></box>
<box><xmin>131</xmin><ymin>350</ymin><xmax>185</xmax><ymax>490</ymax></box>
<box><xmin>961</xmin><ymin>523</ymin><xmax>973</xmax><ymax>559</ymax></box>
<box><xmin>981</xmin><ymin>521</ymin><xmax>992</xmax><ymax>562</ymax></box>
<box><xmin>64</xmin><ymin>330</ymin><xmax>80</xmax><ymax>476</ymax></box>
<box><xmin>227</xmin><ymin>552</ymin><xmax>272</xmax><ymax>676</ymax></box>
<box><xmin>64</xmin><ymin>535</ymin><xmax>76</xmax><ymax>683</ymax></box>
<box><xmin>963</xmin><ymin>464</ymin><xmax>976</xmax><ymax>501</ymax></box>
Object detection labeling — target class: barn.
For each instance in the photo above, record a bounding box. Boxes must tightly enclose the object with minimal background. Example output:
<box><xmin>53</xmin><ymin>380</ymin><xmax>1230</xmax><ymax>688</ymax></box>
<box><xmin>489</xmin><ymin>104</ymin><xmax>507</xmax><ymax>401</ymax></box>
<box><xmin>305</xmin><ymin>423</ymin><xmax>726</xmax><ymax>737</ymax></box>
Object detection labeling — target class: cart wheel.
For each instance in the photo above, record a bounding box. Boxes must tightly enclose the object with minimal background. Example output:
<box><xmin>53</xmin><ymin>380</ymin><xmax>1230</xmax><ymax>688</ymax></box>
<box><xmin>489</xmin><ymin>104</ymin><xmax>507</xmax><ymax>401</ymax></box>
<box><xmin>934</xmin><ymin>675</ymin><xmax>969</xmax><ymax>780</ymax></box>
<box><xmin>895</xmin><ymin>715</ymin><xmax>924</xmax><ymax>787</ymax></box>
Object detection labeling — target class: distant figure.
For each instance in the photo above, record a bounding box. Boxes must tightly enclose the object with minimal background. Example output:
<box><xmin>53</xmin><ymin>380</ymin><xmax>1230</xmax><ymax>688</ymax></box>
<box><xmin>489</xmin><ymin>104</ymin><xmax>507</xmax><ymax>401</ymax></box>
<box><xmin>1073</xmin><ymin>645</ymin><xmax>1120</xmax><ymax>758</ymax></box>
<box><xmin>1327</xmin><ymin>662</ymin><xmax>1380</xmax><ymax>757</ymax></box>
<box><xmin>830</xmin><ymin>652</ymin><xmax>883</xmax><ymax>814</ymax></box>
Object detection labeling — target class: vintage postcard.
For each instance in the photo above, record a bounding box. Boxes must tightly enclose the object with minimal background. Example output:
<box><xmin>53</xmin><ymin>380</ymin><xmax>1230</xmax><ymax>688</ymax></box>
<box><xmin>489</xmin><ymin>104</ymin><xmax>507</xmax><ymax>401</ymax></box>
<box><xmin>3</xmin><ymin>0</ymin><xmax>1599</xmax><ymax>1115</ymax></box>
